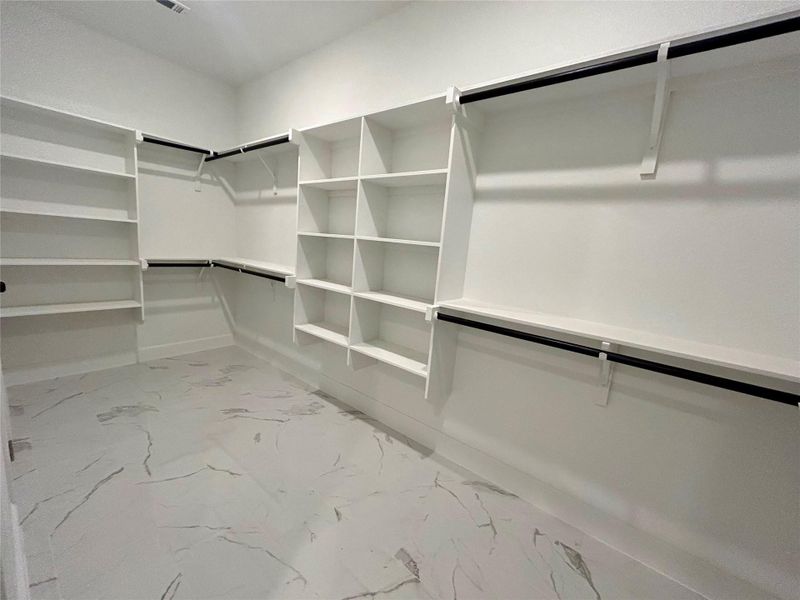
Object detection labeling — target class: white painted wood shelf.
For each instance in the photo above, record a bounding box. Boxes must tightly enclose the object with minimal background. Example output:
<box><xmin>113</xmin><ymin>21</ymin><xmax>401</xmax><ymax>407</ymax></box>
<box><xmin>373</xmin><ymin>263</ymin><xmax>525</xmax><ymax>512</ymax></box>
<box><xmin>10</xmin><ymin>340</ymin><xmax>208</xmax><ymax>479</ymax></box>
<box><xmin>0</xmin><ymin>300</ymin><xmax>142</xmax><ymax>319</ymax></box>
<box><xmin>356</xmin><ymin>235</ymin><xmax>440</xmax><ymax>248</ymax></box>
<box><xmin>296</xmin><ymin>278</ymin><xmax>351</xmax><ymax>295</ymax></box>
<box><xmin>0</xmin><ymin>209</ymin><xmax>137</xmax><ymax>224</ymax></box>
<box><xmin>295</xmin><ymin>322</ymin><xmax>349</xmax><ymax>347</ymax></box>
<box><xmin>350</xmin><ymin>340</ymin><xmax>428</xmax><ymax>378</ymax></box>
<box><xmin>353</xmin><ymin>290</ymin><xmax>430</xmax><ymax>313</ymax></box>
<box><xmin>298</xmin><ymin>177</ymin><xmax>359</xmax><ymax>191</ymax></box>
<box><xmin>0</xmin><ymin>258</ymin><xmax>140</xmax><ymax>267</ymax></box>
<box><xmin>298</xmin><ymin>232</ymin><xmax>354</xmax><ymax>240</ymax></box>
<box><xmin>438</xmin><ymin>298</ymin><xmax>800</xmax><ymax>383</ymax></box>
<box><xmin>360</xmin><ymin>169</ymin><xmax>448</xmax><ymax>187</ymax></box>
<box><xmin>0</xmin><ymin>153</ymin><xmax>135</xmax><ymax>180</ymax></box>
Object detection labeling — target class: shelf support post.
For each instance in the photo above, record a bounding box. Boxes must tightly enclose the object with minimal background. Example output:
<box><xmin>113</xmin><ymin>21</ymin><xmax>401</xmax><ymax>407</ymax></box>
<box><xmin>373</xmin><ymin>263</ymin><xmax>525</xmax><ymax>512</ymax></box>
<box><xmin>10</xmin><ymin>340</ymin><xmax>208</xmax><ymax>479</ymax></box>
<box><xmin>596</xmin><ymin>341</ymin><xmax>615</xmax><ymax>406</ymax></box>
<box><xmin>193</xmin><ymin>154</ymin><xmax>208</xmax><ymax>192</ymax></box>
<box><xmin>641</xmin><ymin>42</ymin><xmax>671</xmax><ymax>180</ymax></box>
<box><xmin>256</xmin><ymin>151</ymin><xmax>278</xmax><ymax>196</ymax></box>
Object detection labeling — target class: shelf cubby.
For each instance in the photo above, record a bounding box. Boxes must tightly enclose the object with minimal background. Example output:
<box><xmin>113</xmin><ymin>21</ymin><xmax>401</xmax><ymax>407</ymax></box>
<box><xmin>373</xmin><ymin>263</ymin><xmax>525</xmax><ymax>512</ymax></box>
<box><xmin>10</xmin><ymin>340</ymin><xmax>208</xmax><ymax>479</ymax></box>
<box><xmin>1</xmin><ymin>212</ymin><xmax>138</xmax><ymax>261</ymax></box>
<box><xmin>353</xmin><ymin>239</ymin><xmax>438</xmax><ymax>311</ymax></box>
<box><xmin>1</xmin><ymin>97</ymin><xmax>135</xmax><ymax>176</ymax></box>
<box><xmin>294</xmin><ymin>284</ymin><xmax>351</xmax><ymax>347</ymax></box>
<box><xmin>0</xmin><ymin>154</ymin><xmax>137</xmax><ymax>221</ymax></box>
<box><xmin>297</xmin><ymin>118</ymin><xmax>362</xmax><ymax>181</ymax></box>
<box><xmin>0</xmin><ymin>265</ymin><xmax>139</xmax><ymax>314</ymax></box>
<box><xmin>349</xmin><ymin>297</ymin><xmax>430</xmax><ymax>377</ymax></box>
<box><xmin>296</xmin><ymin>235</ymin><xmax>354</xmax><ymax>290</ymax></box>
<box><xmin>356</xmin><ymin>179</ymin><xmax>445</xmax><ymax>244</ymax></box>
<box><xmin>359</xmin><ymin>99</ymin><xmax>453</xmax><ymax>176</ymax></box>
<box><xmin>298</xmin><ymin>182</ymin><xmax>357</xmax><ymax>236</ymax></box>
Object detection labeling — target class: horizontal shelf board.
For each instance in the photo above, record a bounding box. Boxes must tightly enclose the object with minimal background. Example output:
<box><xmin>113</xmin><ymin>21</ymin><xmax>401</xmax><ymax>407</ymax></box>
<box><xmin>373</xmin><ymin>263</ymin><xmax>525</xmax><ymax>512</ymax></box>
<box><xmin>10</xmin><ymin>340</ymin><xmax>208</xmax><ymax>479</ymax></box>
<box><xmin>298</xmin><ymin>232</ymin><xmax>354</xmax><ymax>240</ymax></box>
<box><xmin>0</xmin><ymin>258</ymin><xmax>139</xmax><ymax>266</ymax></box>
<box><xmin>299</xmin><ymin>176</ymin><xmax>359</xmax><ymax>191</ymax></box>
<box><xmin>295</xmin><ymin>322</ymin><xmax>349</xmax><ymax>347</ymax></box>
<box><xmin>1</xmin><ymin>96</ymin><xmax>135</xmax><ymax>134</ymax></box>
<box><xmin>360</xmin><ymin>169</ymin><xmax>448</xmax><ymax>187</ymax></box>
<box><xmin>353</xmin><ymin>290</ymin><xmax>431</xmax><ymax>313</ymax></box>
<box><xmin>350</xmin><ymin>340</ymin><xmax>428</xmax><ymax>378</ymax></box>
<box><xmin>296</xmin><ymin>278</ymin><xmax>352</xmax><ymax>295</ymax></box>
<box><xmin>0</xmin><ymin>208</ymin><xmax>137</xmax><ymax>224</ymax></box>
<box><xmin>0</xmin><ymin>299</ymin><xmax>141</xmax><ymax>318</ymax></box>
<box><xmin>357</xmin><ymin>235</ymin><xmax>440</xmax><ymax>248</ymax></box>
<box><xmin>438</xmin><ymin>298</ymin><xmax>800</xmax><ymax>383</ymax></box>
<box><xmin>0</xmin><ymin>153</ymin><xmax>136</xmax><ymax>179</ymax></box>
<box><xmin>214</xmin><ymin>257</ymin><xmax>294</xmax><ymax>277</ymax></box>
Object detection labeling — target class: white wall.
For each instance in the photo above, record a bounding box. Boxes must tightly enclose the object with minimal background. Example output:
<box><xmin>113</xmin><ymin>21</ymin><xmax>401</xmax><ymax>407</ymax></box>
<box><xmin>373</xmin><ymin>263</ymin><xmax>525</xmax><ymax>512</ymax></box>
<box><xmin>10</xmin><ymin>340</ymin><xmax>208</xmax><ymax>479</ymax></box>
<box><xmin>232</xmin><ymin>3</ymin><xmax>800</xmax><ymax>600</ymax></box>
<box><xmin>0</xmin><ymin>1</ymin><xmax>237</xmax><ymax>148</ymax></box>
<box><xmin>237</xmin><ymin>0</ymin><xmax>799</xmax><ymax>138</ymax></box>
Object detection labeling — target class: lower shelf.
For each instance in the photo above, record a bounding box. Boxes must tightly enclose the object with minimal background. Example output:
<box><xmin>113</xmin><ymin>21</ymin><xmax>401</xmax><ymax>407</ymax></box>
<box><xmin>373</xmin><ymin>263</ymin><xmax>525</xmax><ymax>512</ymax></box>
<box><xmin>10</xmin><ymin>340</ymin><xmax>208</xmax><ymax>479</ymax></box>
<box><xmin>295</xmin><ymin>322</ymin><xmax>349</xmax><ymax>347</ymax></box>
<box><xmin>350</xmin><ymin>339</ymin><xmax>428</xmax><ymax>378</ymax></box>
<box><xmin>0</xmin><ymin>300</ymin><xmax>142</xmax><ymax>318</ymax></box>
<box><xmin>353</xmin><ymin>290</ymin><xmax>430</xmax><ymax>313</ymax></box>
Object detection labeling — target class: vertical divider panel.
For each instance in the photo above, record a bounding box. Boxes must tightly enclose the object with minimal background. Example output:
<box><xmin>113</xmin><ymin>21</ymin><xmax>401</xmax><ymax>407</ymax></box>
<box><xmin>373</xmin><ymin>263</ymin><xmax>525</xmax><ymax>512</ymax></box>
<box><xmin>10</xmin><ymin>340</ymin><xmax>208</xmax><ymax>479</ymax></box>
<box><xmin>347</xmin><ymin>118</ymin><xmax>368</xmax><ymax>368</ymax></box>
<box><xmin>427</xmin><ymin>102</ymin><xmax>484</xmax><ymax>399</ymax></box>
<box><xmin>132</xmin><ymin>132</ymin><xmax>145</xmax><ymax>322</ymax></box>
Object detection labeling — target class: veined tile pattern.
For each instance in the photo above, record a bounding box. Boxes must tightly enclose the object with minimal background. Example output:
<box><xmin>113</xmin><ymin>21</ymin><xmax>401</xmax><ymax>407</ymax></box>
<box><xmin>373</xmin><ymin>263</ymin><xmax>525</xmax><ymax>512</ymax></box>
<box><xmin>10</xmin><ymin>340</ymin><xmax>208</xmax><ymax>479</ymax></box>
<box><xmin>7</xmin><ymin>346</ymin><xmax>705</xmax><ymax>600</ymax></box>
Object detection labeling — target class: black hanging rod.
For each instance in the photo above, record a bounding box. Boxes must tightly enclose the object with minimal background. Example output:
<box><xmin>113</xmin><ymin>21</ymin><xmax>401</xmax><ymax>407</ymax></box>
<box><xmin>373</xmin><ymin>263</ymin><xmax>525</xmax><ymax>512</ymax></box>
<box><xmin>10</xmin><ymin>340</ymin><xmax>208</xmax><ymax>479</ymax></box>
<box><xmin>147</xmin><ymin>261</ymin><xmax>212</xmax><ymax>268</ymax></box>
<box><xmin>205</xmin><ymin>134</ymin><xmax>292</xmax><ymax>163</ymax></box>
<box><xmin>210</xmin><ymin>261</ymin><xmax>286</xmax><ymax>283</ymax></box>
<box><xmin>141</xmin><ymin>134</ymin><xmax>212</xmax><ymax>155</ymax></box>
<box><xmin>437</xmin><ymin>312</ymin><xmax>799</xmax><ymax>406</ymax></box>
<box><xmin>459</xmin><ymin>14</ymin><xmax>800</xmax><ymax>104</ymax></box>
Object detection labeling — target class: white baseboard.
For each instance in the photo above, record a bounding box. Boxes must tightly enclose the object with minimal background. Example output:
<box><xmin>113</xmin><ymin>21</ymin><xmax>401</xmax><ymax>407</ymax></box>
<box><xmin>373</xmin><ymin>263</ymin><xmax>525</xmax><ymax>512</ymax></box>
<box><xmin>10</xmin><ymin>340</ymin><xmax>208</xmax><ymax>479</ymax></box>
<box><xmin>137</xmin><ymin>334</ymin><xmax>235</xmax><ymax>363</ymax></box>
<box><xmin>3</xmin><ymin>352</ymin><xmax>138</xmax><ymax>388</ymax></box>
<box><xmin>232</xmin><ymin>328</ymin><xmax>781</xmax><ymax>600</ymax></box>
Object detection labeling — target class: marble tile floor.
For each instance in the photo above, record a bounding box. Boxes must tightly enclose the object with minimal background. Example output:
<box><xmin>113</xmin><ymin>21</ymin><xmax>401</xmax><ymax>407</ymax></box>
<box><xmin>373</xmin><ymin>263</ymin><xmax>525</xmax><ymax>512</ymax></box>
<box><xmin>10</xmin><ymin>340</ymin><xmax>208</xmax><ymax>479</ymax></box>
<box><xmin>6</xmin><ymin>346</ymin><xmax>705</xmax><ymax>600</ymax></box>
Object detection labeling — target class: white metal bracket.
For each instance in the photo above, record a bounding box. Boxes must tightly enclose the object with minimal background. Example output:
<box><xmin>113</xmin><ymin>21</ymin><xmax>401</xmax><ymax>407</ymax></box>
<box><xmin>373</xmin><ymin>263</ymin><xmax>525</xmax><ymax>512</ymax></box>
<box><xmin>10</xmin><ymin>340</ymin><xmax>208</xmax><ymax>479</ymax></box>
<box><xmin>425</xmin><ymin>305</ymin><xmax>436</xmax><ymax>323</ymax></box>
<box><xmin>446</xmin><ymin>86</ymin><xmax>462</xmax><ymax>113</ymax></box>
<box><xmin>135</xmin><ymin>130</ymin><xmax>144</xmax><ymax>144</ymax></box>
<box><xmin>285</xmin><ymin>275</ymin><xmax>296</xmax><ymax>289</ymax></box>
<box><xmin>193</xmin><ymin>154</ymin><xmax>207</xmax><ymax>192</ymax></box>
<box><xmin>140</xmin><ymin>258</ymin><xmax>149</xmax><ymax>271</ymax></box>
<box><xmin>256</xmin><ymin>152</ymin><xmax>279</xmax><ymax>196</ymax></box>
<box><xmin>596</xmin><ymin>341</ymin><xmax>615</xmax><ymax>406</ymax></box>
<box><xmin>641</xmin><ymin>42</ymin><xmax>671</xmax><ymax>179</ymax></box>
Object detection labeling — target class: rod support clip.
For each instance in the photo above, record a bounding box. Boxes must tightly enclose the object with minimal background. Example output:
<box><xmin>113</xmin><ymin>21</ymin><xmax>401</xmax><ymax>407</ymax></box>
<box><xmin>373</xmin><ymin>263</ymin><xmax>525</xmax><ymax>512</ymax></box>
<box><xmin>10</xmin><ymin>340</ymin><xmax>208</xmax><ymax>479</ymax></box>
<box><xmin>596</xmin><ymin>341</ymin><xmax>614</xmax><ymax>406</ymax></box>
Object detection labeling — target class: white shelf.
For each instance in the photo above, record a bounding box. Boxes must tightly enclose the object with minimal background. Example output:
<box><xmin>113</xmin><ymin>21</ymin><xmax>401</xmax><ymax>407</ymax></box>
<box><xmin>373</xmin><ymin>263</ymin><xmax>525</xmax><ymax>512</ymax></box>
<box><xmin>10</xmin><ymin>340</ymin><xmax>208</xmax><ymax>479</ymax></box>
<box><xmin>438</xmin><ymin>298</ymin><xmax>800</xmax><ymax>383</ymax></box>
<box><xmin>353</xmin><ymin>290</ymin><xmax>430</xmax><ymax>313</ymax></box>
<box><xmin>357</xmin><ymin>235</ymin><xmax>440</xmax><ymax>248</ymax></box>
<box><xmin>360</xmin><ymin>169</ymin><xmax>448</xmax><ymax>187</ymax></box>
<box><xmin>298</xmin><ymin>176</ymin><xmax>359</xmax><ymax>191</ymax></box>
<box><xmin>0</xmin><ymin>258</ymin><xmax>139</xmax><ymax>267</ymax></box>
<box><xmin>295</xmin><ymin>322</ymin><xmax>349</xmax><ymax>347</ymax></box>
<box><xmin>214</xmin><ymin>257</ymin><xmax>294</xmax><ymax>278</ymax></box>
<box><xmin>296</xmin><ymin>278</ymin><xmax>351</xmax><ymax>295</ymax></box>
<box><xmin>1</xmin><ymin>96</ymin><xmax>135</xmax><ymax>135</ymax></box>
<box><xmin>298</xmin><ymin>232</ymin><xmax>354</xmax><ymax>240</ymax></box>
<box><xmin>0</xmin><ymin>300</ymin><xmax>141</xmax><ymax>319</ymax></box>
<box><xmin>0</xmin><ymin>208</ymin><xmax>137</xmax><ymax>224</ymax></box>
<box><xmin>0</xmin><ymin>153</ymin><xmax>136</xmax><ymax>180</ymax></box>
<box><xmin>350</xmin><ymin>340</ymin><xmax>428</xmax><ymax>378</ymax></box>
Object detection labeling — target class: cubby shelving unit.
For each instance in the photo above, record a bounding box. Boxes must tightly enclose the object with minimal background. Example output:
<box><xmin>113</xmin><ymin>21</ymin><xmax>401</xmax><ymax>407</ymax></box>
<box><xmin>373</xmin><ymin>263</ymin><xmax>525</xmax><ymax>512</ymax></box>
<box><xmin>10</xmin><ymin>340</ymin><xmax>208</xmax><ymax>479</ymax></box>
<box><xmin>0</xmin><ymin>96</ymin><xmax>144</xmax><ymax>321</ymax></box>
<box><xmin>293</xmin><ymin>95</ymin><xmax>462</xmax><ymax>394</ymax></box>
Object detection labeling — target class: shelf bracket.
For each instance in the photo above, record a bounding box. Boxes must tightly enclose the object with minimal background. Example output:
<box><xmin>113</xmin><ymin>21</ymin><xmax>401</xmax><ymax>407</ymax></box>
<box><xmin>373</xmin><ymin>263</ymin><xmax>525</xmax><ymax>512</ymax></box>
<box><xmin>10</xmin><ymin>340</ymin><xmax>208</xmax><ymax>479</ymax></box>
<box><xmin>285</xmin><ymin>275</ymin><xmax>296</xmax><ymax>289</ymax></box>
<box><xmin>256</xmin><ymin>152</ymin><xmax>278</xmax><ymax>196</ymax></box>
<box><xmin>641</xmin><ymin>42</ymin><xmax>671</xmax><ymax>180</ymax></box>
<box><xmin>596</xmin><ymin>341</ymin><xmax>615</xmax><ymax>406</ymax></box>
<box><xmin>135</xmin><ymin>130</ymin><xmax>144</xmax><ymax>144</ymax></box>
<box><xmin>193</xmin><ymin>154</ymin><xmax>208</xmax><ymax>192</ymax></box>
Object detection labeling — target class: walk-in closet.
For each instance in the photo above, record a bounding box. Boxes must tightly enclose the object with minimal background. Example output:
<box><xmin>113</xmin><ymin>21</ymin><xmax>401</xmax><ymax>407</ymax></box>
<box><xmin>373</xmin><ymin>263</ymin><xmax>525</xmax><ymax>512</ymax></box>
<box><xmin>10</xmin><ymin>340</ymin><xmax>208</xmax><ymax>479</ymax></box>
<box><xmin>1</xmin><ymin>2</ymin><xmax>798</xmax><ymax>600</ymax></box>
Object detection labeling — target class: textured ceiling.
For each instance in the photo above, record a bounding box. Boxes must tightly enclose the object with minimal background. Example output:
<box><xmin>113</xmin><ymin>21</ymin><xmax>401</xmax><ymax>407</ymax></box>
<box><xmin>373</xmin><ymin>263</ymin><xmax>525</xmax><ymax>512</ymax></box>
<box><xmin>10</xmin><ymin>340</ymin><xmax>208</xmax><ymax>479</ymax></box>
<box><xmin>39</xmin><ymin>1</ymin><xmax>408</xmax><ymax>86</ymax></box>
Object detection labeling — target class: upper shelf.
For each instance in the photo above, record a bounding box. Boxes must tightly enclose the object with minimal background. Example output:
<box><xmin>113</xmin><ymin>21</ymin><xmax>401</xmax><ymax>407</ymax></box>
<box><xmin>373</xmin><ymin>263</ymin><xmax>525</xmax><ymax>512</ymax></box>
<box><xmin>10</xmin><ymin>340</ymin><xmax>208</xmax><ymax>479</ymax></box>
<box><xmin>0</xmin><ymin>258</ymin><xmax>139</xmax><ymax>267</ymax></box>
<box><xmin>0</xmin><ymin>96</ymin><xmax>135</xmax><ymax>136</ymax></box>
<box><xmin>464</xmin><ymin>26</ymin><xmax>800</xmax><ymax>114</ymax></box>
<box><xmin>0</xmin><ymin>208</ymin><xmax>137</xmax><ymax>224</ymax></box>
<box><xmin>298</xmin><ymin>176</ymin><xmax>359</xmax><ymax>191</ymax></box>
<box><xmin>437</xmin><ymin>298</ymin><xmax>800</xmax><ymax>383</ymax></box>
